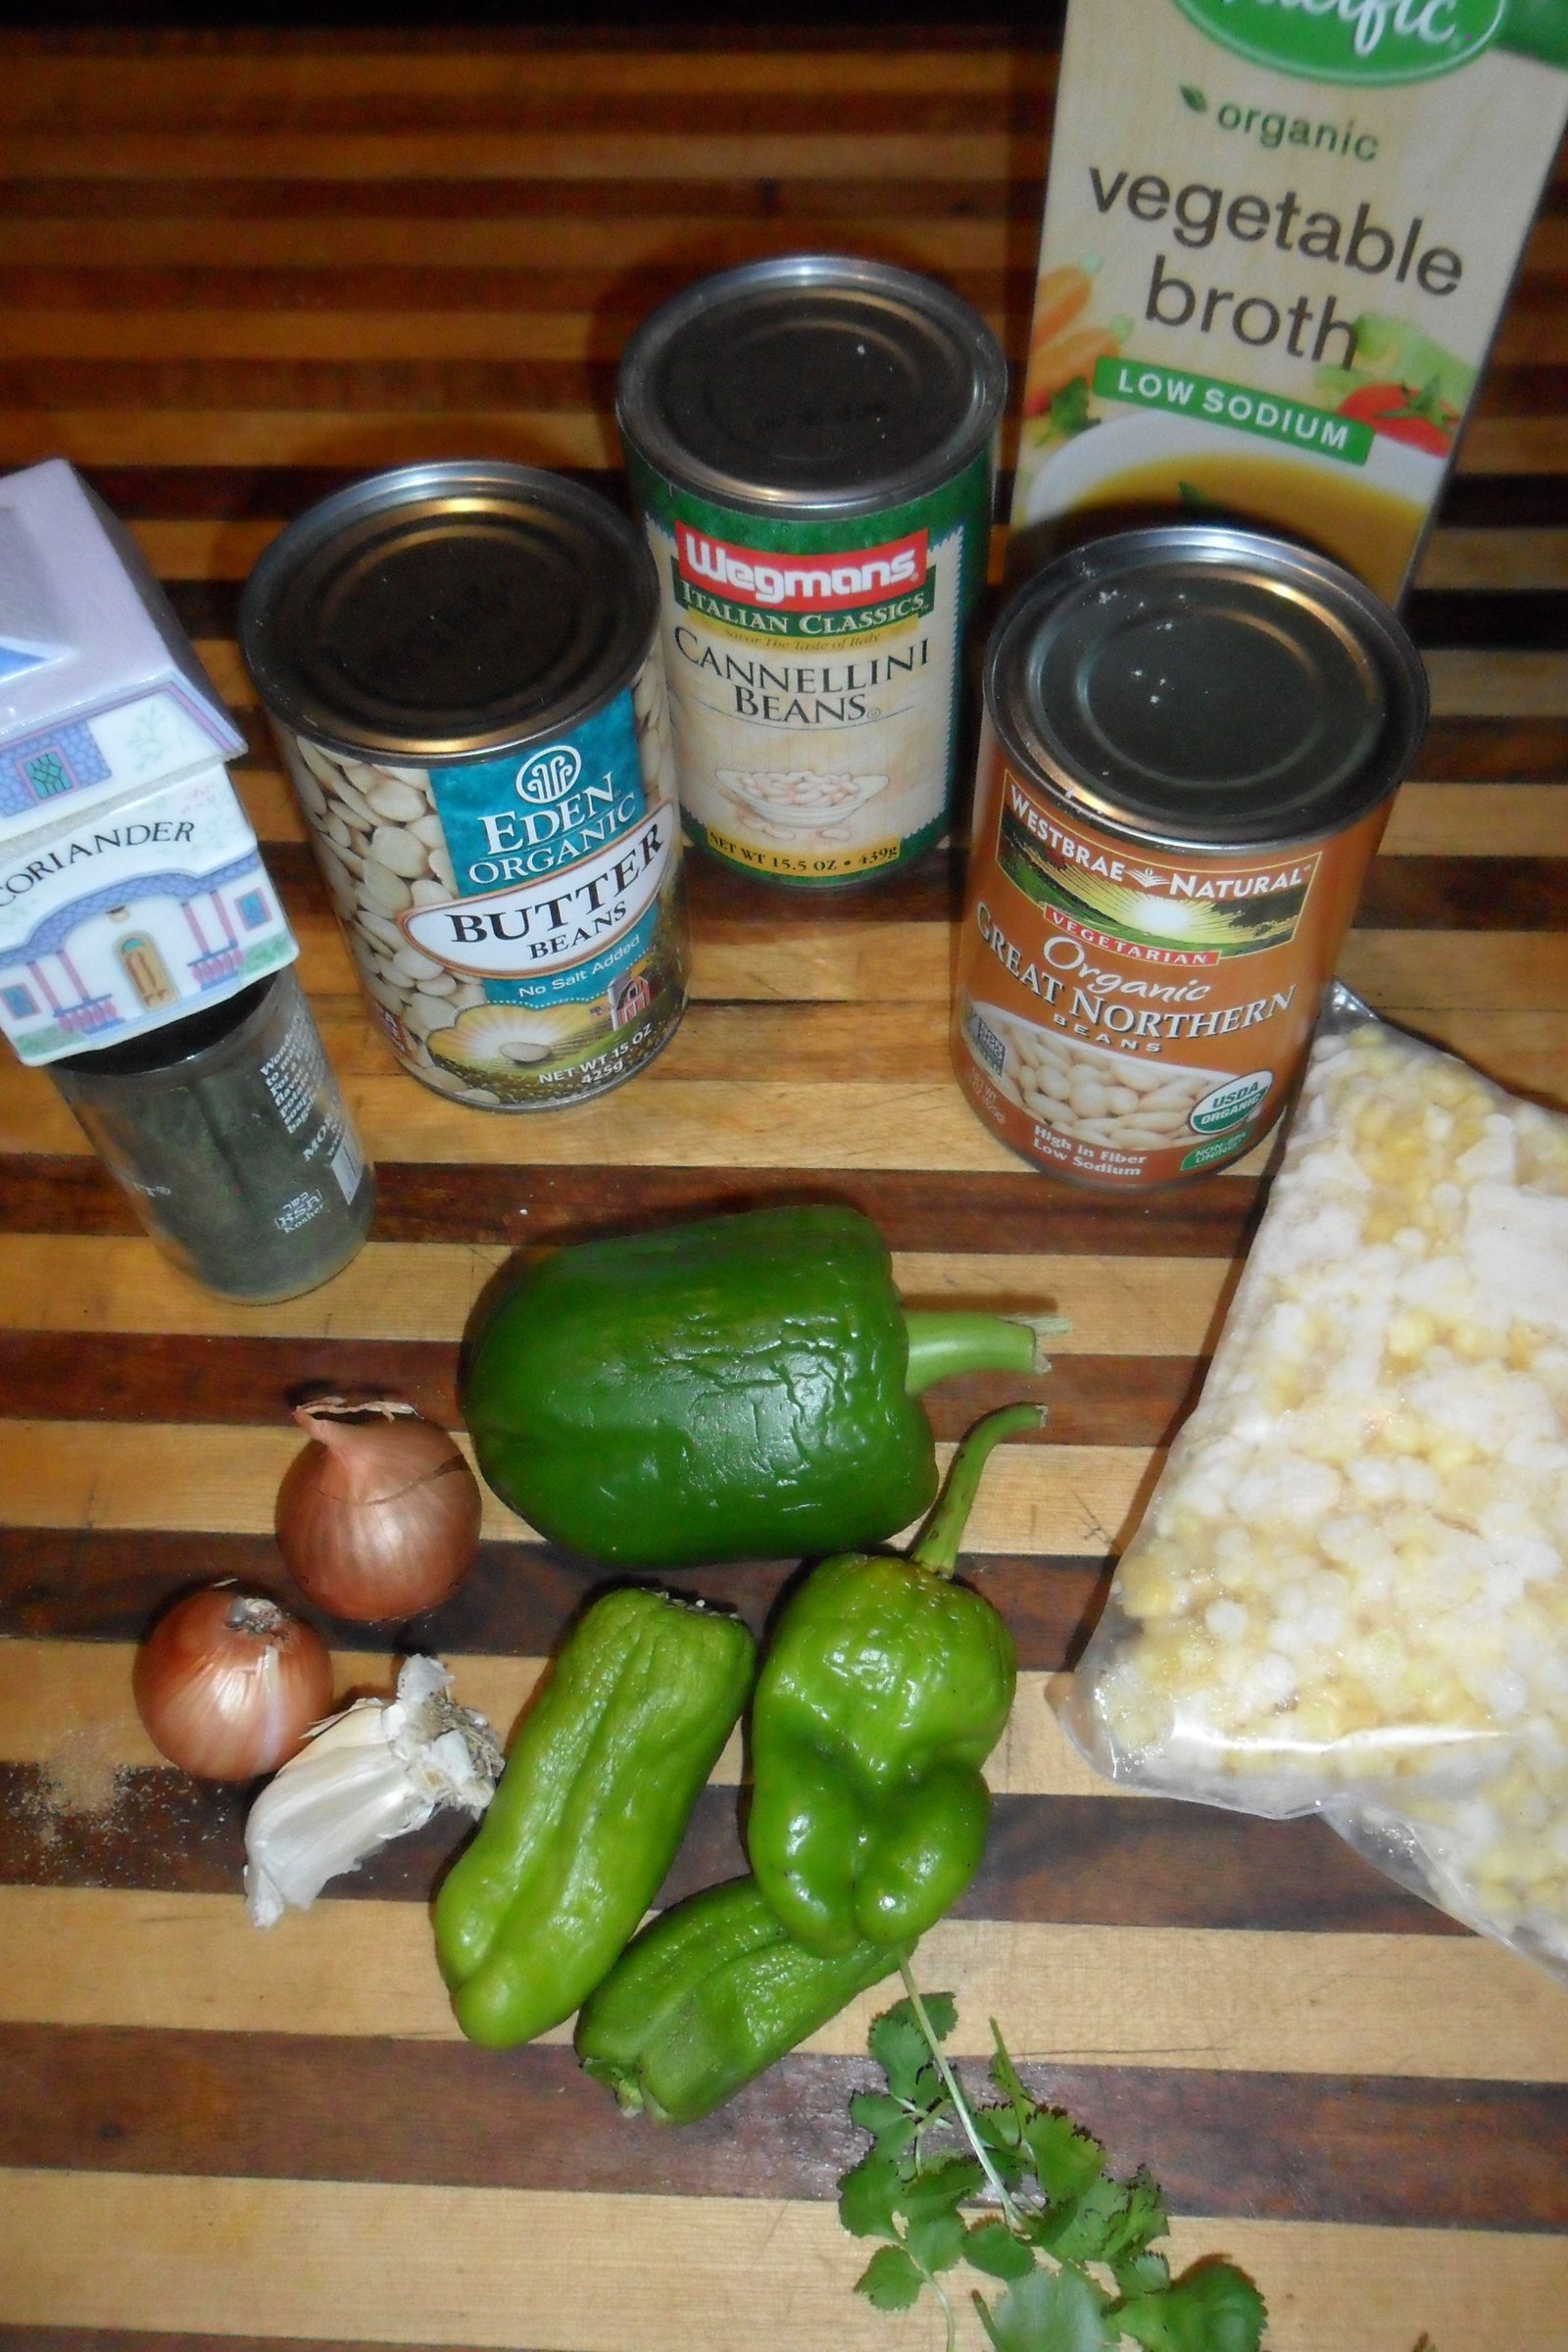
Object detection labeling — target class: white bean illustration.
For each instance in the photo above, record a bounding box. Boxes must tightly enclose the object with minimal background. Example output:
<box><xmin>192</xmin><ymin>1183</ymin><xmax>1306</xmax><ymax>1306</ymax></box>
<box><xmin>972</xmin><ymin>1001</ymin><xmax>1228</xmax><ymax>1152</ymax></box>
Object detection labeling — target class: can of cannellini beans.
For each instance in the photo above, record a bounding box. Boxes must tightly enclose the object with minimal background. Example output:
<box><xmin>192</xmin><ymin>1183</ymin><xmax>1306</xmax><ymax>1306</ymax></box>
<box><xmin>952</xmin><ymin>524</ymin><xmax>1428</xmax><ymax>1188</ymax></box>
<box><xmin>239</xmin><ymin>462</ymin><xmax>688</xmax><ymax>1110</ymax></box>
<box><xmin>616</xmin><ymin>255</ymin><xmax>1006</xmax><ymax>886</ymax></box>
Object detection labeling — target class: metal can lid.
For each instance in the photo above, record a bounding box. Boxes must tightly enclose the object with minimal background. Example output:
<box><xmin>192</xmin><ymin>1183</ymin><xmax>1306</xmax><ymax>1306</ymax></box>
<box><xmin>986</xmin><ymin>525</ymin><xmax>1429</xmax><ymax>853</ymax></box>
<box><xmin>615</xmin><ymin>254</ymin><xmax>1007</xmax><ymax>517</ymax></box>
<box><xmin>237</xmin><ymin>461</ymin><xmax>659</xmax><ymax>762</ymax></box>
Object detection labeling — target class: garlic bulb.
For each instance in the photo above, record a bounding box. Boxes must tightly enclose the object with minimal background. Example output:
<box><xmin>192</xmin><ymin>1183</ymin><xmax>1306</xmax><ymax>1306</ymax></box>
<box><xmin>244</xmin><ymin>1655</ymin><xmax>503</xmax><ymax>1928</ymax></box>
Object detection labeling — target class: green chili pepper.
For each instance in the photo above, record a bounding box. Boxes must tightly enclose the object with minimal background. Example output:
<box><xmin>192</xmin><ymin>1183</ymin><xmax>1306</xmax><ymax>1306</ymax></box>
<box><xmin>746</xmin><ymin>1404</ymin><xmax>1035</xmax><ymax>1957</ymax></box>
<box><xmin>462</xmin><ymin>1204</ymin><xmax>1051</xmax><ymax>1569</ymax></box>
<box><xmin>433</xmin><ymin>1586</ymin><xmax>755</xmax><ymax>2048</ymax></box>
<box><xmin>575</xmin><ymin>1875</ymin><xmax>901</xmax><ymax>2124</ymax></box>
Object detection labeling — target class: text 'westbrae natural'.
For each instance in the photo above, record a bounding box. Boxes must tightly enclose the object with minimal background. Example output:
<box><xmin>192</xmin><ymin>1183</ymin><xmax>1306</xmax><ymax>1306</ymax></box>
<box><xmin>1008</xmin><ymin>783</ymin><xmax>1316</xmax><ymax>902</ymax></box>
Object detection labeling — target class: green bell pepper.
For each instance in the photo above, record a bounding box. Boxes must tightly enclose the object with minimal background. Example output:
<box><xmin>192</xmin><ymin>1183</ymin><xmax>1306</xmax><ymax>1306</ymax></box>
<box><xmin>575</xmin><ymin>1875</ymin><xmax>901</xmax><ymax>2124</ymax></box>
<box><xmin>433</xmin><ymin>1585</ymin><xmax>755</xmax><ymax>2048</ymax></box>
<box><xmin>746</xmin><ymin>1404</ymin><xmax>1033</xmax><ymax>1957</ymax></box>
<box><xmin>462</xmin><ymin>1203</ymin><xmax>1051</xmax><ymax>1569</ymax></box>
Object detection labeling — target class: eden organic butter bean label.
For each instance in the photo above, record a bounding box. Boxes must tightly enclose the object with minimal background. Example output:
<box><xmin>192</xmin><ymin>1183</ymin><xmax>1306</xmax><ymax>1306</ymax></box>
<box><xmin>276</xmin><ymin>652</ymin><xmax>689</xmax><ymax>1111</ymax></box>
<box><xmin>952</xmin><ymin>722</ymin><xmax>1392</xmax><ymax>1188</ymax></box>
<box><xmin>1009</xmin><ymin>0</ymin><xmax>1568</xmax><ymax>603</ymax></box>
<box><xmin>628</xmin><ymin>451</ymin><xmax>994</xmax><ymax>884</ymax></box>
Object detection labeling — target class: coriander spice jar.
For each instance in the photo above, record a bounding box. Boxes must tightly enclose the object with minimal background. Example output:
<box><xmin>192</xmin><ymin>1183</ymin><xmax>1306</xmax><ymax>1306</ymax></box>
<box><xmin>616</xmin><ymin>255</ymin><xmax>1006</xmax><ymax>887</ymax></box>
<box><xmin>53</xmin><ymin>965</ymin><xmax>373</xmax><ymax>1301</ymax></box>
<box><xmin>239</xmin><ymin>462</ymin><xmax>688</xmax><ymax>1110</ymax></box>
<box><xmin>952</xmin><ymin>524</ymin><xmax>1429</xmax><ymax>1190</ymax></box>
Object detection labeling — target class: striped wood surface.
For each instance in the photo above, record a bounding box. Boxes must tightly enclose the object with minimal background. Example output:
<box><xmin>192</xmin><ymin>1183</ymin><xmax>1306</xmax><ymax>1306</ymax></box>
<box><xmin>0</xmin><ymin>25</ymin><xmax>1566</xmax><ymax>2352</ymax></box>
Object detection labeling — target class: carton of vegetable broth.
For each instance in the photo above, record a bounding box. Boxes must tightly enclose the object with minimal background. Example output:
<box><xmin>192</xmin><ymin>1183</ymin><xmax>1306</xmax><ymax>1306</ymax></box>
<box><xmin>1009</xmin><ymin>0</ymin><xmax>1568</xmax><ymax>602</ymax></box>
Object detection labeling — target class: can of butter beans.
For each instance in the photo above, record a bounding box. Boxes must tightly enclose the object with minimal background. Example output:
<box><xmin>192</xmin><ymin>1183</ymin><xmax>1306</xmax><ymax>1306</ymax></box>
<box><xmin>616</xmin><ymin>255</ymin><xmax>1006</xmax><ymax>887</ymax></box>
<box><xmin>952</xmin><ymin>524</ymin><xmax>1428</xmax><ymax>1190</ymax></box>
<box><xmin>239</xmin><ymin>462</ymin><xmax>688</xmax><ymax>1111</ymax></box>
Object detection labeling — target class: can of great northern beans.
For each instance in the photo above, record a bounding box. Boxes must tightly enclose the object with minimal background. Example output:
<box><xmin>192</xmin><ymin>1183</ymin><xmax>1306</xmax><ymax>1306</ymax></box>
<box><xmin>952</xmin><ymin>524</ymin><xmax>1428</xmax><ymax>1189</ymax></box>
<box><xmin>238</xmin><ymin>462</ymin><xmax>687</xmax><ymax>1110</ymax></box>
<box><xmin>616</xmin><ymin>255</ymin><xmax>1006</xmax><ymax>886</ymax></box>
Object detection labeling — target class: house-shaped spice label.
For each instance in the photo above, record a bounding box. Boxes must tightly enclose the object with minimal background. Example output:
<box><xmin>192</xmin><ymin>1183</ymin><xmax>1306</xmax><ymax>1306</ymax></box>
<box><xmin>0</xmin><ymin>458</ymin><xmax>296</xmax><ymax>1064</ymax></box>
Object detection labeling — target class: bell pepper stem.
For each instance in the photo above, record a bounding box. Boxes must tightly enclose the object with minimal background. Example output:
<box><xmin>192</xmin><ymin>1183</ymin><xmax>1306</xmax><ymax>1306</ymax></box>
<box><xmin>902</xmin><ymin>1311</ymin><xmax>1067</xmax><ymax>1395</ymax></box>
<box><xmin>910</xmin><ymin>1402</ymin><xmax>1044</xmax><ymax>1578</ymax></box>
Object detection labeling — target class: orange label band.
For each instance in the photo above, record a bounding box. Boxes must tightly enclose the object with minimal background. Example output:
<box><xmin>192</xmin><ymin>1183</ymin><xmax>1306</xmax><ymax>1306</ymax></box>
<box><xmin>952</xmin><ymin>725</ymin><xmax>1391</xmax><ymax>1189</ymax></box>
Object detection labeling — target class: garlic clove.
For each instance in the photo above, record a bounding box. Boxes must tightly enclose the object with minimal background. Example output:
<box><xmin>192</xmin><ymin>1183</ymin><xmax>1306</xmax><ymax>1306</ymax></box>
<box><xmin>243</xmin><ymin>1656</ymin><xmax>502</xmax><ymax>1928</ymax></box>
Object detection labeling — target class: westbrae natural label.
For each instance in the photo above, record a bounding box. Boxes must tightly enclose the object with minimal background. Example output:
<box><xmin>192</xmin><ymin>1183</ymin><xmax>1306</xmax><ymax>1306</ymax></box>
<box><xmin>952</xmin><ymin>727</ymin><xmax>1392</xmax><ymax>1187</ymax></box>
<box><xmin>628</xmin><ymin>452</ymin><xmax>994</xmax><ymax>883</ymax></box>
<box><xmin>1009</xmin><ymin>0</ymin><xmax>1568</xmax><ymax>603</ymax></box>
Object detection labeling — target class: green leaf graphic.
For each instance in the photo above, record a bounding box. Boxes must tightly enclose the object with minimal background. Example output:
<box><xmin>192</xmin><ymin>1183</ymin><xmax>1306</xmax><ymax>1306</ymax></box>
<box><xmin>1179</xmin><ymin>82</ymin><xmax>1208</xmax><ymax>110</ymax></box>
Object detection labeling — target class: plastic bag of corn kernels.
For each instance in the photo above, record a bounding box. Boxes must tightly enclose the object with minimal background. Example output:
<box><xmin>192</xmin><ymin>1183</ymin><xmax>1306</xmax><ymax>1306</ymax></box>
<box><xmin>1056</xmin><ymin>984</ymin><xmax>1568</xmax><ymax>1984</ymax></box>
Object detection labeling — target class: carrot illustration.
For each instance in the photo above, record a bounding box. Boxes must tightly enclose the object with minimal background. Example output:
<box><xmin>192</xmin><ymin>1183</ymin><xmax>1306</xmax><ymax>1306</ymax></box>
<box><xmin>1023</xmin><ymin>323</ymin><xmax>1121</xmax><ymax>415</ymax></box>
<box><xmin>1028</xmin><ymin>263</ymin><xmax>1095</xmax><ymax>354</ymax></box>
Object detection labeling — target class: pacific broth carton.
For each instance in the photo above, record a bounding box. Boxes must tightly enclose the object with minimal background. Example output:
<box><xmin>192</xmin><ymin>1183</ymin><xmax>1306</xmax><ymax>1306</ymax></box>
<box><xmin>1009</xmin><ymin>0</ymin><xmax>1568</xmax><ymax>602</ymax></box>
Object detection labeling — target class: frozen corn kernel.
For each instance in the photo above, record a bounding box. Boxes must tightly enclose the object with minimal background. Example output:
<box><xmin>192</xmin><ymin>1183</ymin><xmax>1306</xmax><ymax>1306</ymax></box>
<box><xmin>1061</xmin><ymin>989</ymin><xmax>1568</xmax><ymax>1979</ymax></box>
<box><xmin>1116</xmin><ymin>1548</ymin><xmax>1190</xmax><ymax>1620</ymax></box>
<box><xmin>1388</xmin><ymin>1308</ymin><xmax>1436</xmax><ymax>1361</ymax></box>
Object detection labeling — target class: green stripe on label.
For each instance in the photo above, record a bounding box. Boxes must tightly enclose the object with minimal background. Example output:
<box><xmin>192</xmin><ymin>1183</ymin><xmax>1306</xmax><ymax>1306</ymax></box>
<box><xmin>1093</xmin><ymin>357</ymin><xmax>1374</xmax><ymax>466</ymax></box>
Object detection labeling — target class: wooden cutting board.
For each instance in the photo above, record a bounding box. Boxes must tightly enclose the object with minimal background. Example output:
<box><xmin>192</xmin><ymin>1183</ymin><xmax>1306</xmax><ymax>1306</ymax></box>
<box><xmin>0</xmin><ymin>25</ymin><xmax>1565</xmax><ymax>2352</ymax></box>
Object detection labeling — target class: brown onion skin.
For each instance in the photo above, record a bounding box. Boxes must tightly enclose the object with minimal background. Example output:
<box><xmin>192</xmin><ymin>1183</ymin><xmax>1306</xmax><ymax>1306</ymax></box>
<box><xmin>275</xmin><ymin>1397</ymin><xmax>482</xmax><ymax>1623</ymax></box>
<box><xmin>133</xmin><ymin>1587</ymin><xmax>334</xmax><ymax>1781</ymax></box>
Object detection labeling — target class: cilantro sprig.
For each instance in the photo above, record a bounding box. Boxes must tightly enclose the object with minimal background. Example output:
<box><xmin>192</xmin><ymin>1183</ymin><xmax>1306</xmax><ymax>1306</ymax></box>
<box><xmin>839</xmin><ymin>1960</ymin><xmax>1268</xmax><ymax>2352</ymax></box>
